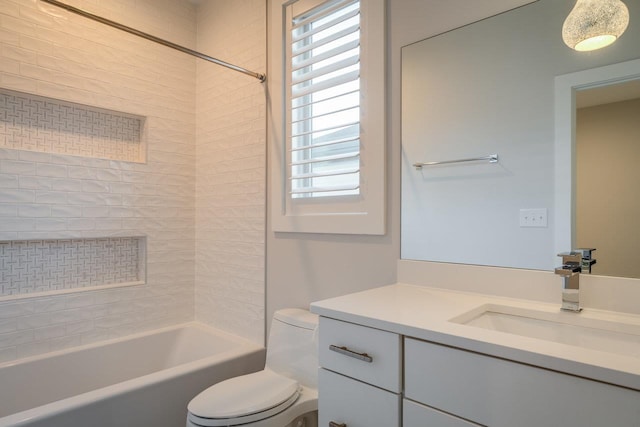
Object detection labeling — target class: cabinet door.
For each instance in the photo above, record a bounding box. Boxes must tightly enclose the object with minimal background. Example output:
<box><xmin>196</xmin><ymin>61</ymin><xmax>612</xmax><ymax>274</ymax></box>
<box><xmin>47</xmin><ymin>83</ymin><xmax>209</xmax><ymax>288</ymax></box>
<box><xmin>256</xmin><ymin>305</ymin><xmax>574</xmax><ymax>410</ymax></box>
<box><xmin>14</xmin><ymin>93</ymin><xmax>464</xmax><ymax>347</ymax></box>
<box><xmin>404</xmin><ymin>399</ymin><xmax>481</xmax><ymax>427</ymax></box>
<box><xmin>319</xmin><ymin>316</ymin><xmax>401</xmax><ymax>392</ymax></box>
<box><xmin>318</xmin><ymin>368</ymin><xmax>400</xmax><ymax>427</ymax></box>
<box><xmin>405</xmin><ymin>338</ymin><xmax>640</xmax><ymax>427</ymax></box>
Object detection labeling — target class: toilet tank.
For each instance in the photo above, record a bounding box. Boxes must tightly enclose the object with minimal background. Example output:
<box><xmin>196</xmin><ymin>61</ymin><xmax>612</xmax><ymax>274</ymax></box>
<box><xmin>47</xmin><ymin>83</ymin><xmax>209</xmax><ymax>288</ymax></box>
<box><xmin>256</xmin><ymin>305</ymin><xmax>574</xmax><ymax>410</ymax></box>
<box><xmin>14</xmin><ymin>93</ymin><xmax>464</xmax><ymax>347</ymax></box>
<box><xmin>266</xmin><ymin>308</ymin><xmax>319</xmax><ymax>389</ymax></box>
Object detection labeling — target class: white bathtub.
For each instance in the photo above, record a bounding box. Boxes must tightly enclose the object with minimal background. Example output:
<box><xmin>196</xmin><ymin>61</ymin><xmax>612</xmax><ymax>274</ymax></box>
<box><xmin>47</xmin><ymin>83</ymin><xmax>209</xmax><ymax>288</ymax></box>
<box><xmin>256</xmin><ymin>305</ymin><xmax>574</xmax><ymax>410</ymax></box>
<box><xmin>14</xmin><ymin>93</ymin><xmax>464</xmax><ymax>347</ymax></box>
<box><xmin>0</xmin><ymin>323</ymin><xmax>265</xmax><ymax>427</ymax></box>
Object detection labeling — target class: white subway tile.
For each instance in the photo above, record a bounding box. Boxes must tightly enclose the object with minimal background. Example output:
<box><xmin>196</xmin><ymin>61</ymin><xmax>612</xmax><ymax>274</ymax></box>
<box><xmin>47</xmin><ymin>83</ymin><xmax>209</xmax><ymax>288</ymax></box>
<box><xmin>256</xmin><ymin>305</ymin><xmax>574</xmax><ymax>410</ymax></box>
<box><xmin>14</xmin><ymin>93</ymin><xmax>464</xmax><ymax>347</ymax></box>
<box><xmin>0</xmin><ymin>27</ymin><xmax>20</xmax><ymax>46</ymax></box>
<box><xmin>95</xmin><ymin>169</ymin><xmax>121</xmax><ymax>182</ymax></box>
<box><xmin>0</xmin><ymin>189</ymin><xmax>36</xmax><ymax>203</ymax></box>
<box><xmin>66</xmin><ymin>192</ymin><xmax>97</xmax><ymax>205</ymax></box>
<box><xmin>51</xmin><ymin>205</ymin><xmax>83</xmax><ymax>217</ymax></box>
<box><xmin>36</xmin><ymin>163</ymin><xmax>67</xmax><ymax>178</ymax></box>
<box><xmin>0</xmin><ymin>205</ymin><xmax>17</xmax><ymax>216</ymax></box>
<box><xmin>94</xmin><ymin>219</ymin><xmax>123</xmax><ymax>230</ymax></box>
<box><xmin>48</xmin><ymin>154</ymin><xmax>84</xmax><ymax>166</ymax></box>
<box><xmin>18</xmin><ymin>204</ymin><xmax>50</xmax><ymax>217</ymax></box>
<box><xmin>18</xmin><ymin>176</ymin><xmax>47</xmax><ymax>189</ymax></box>
<box><xmin>35</xmin><ymin>190</ymin><xmax>67</xmax><ymax>204</ymax></box>
<box><xmin>35</xmin><ymin>218</ymin><xmax>66</xmax><ymax>231</ymax></box>
<box><xmin>0</xmin><ymin>72</ymin><xmax>37</xmax><ymax>92</ymax></box>
<box><xmin>1</xmin><ymin>43</ymin><xmax>37</xmax><ymax>64</ymax></box>
<box><xmin>66</xmin><ymin>218</ymin><xmax>95</xmax><ymax>230</ymax></box>
<box><xmin>82</xmin><ymin>180</ymin><xmax>110</xmax><ymax>193</ymax></box>
<box><xmin>18</xmin><ymin>151</ymin><xmax>51</xmax><ymax>163</ymax></box>
<box><xmin>67</xmin><ymin>166</ymin><xmax>97</xmax><ymax>179</ymax></box>
<box><xmin>0</xmin><ymin>218</ymin><xmax>35</xmax><ymax>231</ymax></box>
<box><xmin>0</xmin><ymin>149</ymin><xmax>19</xmax><ymax>160</ymax></box>
<box><xmin>0</xmin><ymin>318</ymin><xmax>17</xmax><ymax>334</ymax></box>
<box><xmin>82</xmin><ymin>206</ymin><xmax>109</xmax><ymax>217</ymax></box>
<box><xmin>51</xmin><ymin>179</ymin><xmax>84</xmax><ymax>192</ymax></box>
<box><xmin>0</xmin><ymin>173</ymin><xmax>19</xmax><ymax>188</ymax></box>
<box><xmin>33</xmin><ymin>324</ymin><xmax>66</xmax><ymax>341</ymax></box>
<box><xmin>0</xmin><ymin>160</ymin><xmax>35</xmax><ymax>174</ymax></box>
<box><xmin>32</xmin><ymin>298</ymin><xmax>66</xmax><ymax>313</ymax></box>
<box><xmin>66</xmin><ymin>320</ymin><xmax>94</xmax><ymax>335</ymax></box>
<box><xmin>19</xmin><ymin>34</ymin><xmax>53</xmax><ymax>54</ymax></box>
<box><xmin>0</xmin><ymin>329</ymin><xmax>34</xmax><ymax>348</ymax></box>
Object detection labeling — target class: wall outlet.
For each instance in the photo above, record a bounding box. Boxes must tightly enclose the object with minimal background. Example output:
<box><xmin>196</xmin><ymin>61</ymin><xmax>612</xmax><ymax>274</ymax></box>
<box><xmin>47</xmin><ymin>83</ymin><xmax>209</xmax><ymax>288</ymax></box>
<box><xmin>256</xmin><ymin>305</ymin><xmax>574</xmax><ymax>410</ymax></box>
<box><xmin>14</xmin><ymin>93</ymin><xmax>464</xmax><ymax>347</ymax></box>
<box><xmin>519</xmin><ymin>208</ymin><xmax>548</xmax><ymax>228</ymax></box>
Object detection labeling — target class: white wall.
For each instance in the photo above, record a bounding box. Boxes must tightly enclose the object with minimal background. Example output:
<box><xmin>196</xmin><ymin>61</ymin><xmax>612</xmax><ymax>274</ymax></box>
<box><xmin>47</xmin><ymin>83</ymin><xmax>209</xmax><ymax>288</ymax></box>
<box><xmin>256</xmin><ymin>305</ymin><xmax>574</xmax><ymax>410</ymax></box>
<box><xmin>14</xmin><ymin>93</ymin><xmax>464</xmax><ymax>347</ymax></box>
<box><xmin>195</xmin><ymin>0</ymin><xmax>267</xmax><ymax>345</ymax></box>
<box><xmin>0</xmin><ymin>0</ymin><xmax>196</xmax><ymax>363</ymax></box>
<box><xmin>266</xmin><ymin>0</ymin><xmax>538</xmax><ymax>326</ymax></box>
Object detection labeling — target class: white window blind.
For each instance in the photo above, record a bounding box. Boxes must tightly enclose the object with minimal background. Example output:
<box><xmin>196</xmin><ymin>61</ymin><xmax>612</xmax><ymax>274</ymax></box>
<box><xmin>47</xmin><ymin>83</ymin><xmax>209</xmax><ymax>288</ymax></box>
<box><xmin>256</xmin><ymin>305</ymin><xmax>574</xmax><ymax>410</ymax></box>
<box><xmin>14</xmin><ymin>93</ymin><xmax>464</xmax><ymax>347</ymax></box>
<box><xmin>289</xmin><ymin>0</ymin><xmax>361</xmax><ymax>198</ymax></box>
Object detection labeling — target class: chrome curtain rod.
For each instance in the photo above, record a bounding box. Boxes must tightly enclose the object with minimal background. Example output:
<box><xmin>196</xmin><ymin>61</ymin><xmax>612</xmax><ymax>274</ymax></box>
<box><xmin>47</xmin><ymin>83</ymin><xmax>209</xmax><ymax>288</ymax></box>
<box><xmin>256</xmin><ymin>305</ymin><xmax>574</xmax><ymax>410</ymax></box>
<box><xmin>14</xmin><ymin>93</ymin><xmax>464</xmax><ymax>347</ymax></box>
<box><xmin>41</xmin><ymin>0</ymin><xmax>266</xmax><ymax>82</ymax></box>
<box><xmin>413</xmin><ymin>154</ymin><xmax>499</xmax><ymax>169</ymax></box>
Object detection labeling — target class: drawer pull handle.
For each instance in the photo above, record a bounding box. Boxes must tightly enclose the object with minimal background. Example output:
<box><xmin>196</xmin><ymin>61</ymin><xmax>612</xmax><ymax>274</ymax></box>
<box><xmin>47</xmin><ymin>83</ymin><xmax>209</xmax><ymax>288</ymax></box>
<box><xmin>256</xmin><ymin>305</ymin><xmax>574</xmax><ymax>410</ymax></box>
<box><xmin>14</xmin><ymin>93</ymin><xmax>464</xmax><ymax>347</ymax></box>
<box><xmin>329</xmin><ymin>344</ymin><xmax>373</xmax><ymax>363</ymax></box>
<box><xmin>329</xmin><ymin>422</ymin><xmax>346</xmax><ymax>427</ymax></box>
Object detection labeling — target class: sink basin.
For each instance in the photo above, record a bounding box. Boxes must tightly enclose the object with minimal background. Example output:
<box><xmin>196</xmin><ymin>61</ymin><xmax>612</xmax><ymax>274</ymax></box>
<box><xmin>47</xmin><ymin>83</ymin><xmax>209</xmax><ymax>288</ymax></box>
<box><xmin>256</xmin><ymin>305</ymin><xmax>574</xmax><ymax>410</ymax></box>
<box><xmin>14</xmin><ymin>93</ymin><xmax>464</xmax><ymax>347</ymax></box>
<box><xmin>451</xmin><ymin>304</ymin><xmax>640</xmax><ymax>358</ymax></box>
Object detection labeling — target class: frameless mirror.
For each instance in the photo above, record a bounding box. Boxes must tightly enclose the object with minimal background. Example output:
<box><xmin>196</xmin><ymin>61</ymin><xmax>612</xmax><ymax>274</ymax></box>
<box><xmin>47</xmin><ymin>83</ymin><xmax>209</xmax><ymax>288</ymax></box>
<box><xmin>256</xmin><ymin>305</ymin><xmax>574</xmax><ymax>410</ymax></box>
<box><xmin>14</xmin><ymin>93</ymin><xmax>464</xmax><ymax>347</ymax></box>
<box><xmin>401</xmin><ymin>0</ymin><xmax>640</xmax><ymax>274</ymax></box>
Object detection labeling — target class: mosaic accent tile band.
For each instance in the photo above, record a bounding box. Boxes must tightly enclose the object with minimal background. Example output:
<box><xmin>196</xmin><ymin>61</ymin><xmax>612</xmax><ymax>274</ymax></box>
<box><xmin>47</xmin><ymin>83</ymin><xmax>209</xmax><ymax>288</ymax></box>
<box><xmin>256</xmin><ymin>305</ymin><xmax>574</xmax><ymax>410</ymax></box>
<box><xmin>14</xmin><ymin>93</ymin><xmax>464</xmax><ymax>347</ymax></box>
<box><xmin>0</xmin><ymin>237</ymin><xmax>142</xmax><ymax>296</ymax></box>
<box><xmin>0</xmin><ymin>89</ymin><xmax>143</xmax><ymax>162</ymax></box>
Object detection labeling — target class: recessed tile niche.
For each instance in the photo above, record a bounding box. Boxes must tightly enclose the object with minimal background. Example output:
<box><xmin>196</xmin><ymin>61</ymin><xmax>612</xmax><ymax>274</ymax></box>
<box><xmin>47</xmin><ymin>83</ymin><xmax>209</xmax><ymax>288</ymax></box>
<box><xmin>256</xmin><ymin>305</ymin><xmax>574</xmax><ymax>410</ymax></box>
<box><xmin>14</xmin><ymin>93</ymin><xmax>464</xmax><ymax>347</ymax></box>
<box><xmin>0</xmin><ymin>88</ymin><xmax>145</xmax><ymax>163</ymax></box>
<box><xmin>0</xmin><ymin>237</ymin><xmax>146</xmax><ymax>299</ymax></box>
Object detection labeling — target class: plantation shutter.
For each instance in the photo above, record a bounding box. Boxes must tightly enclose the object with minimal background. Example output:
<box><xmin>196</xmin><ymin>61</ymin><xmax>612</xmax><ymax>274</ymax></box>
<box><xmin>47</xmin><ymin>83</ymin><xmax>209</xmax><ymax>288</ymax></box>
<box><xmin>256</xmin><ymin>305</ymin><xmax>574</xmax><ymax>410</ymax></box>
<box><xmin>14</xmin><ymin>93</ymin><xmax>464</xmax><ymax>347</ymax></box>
<box><xmin>289</xmin><ymin>0</ymin><xmax>361</xmax><ymax>198</ymax></box>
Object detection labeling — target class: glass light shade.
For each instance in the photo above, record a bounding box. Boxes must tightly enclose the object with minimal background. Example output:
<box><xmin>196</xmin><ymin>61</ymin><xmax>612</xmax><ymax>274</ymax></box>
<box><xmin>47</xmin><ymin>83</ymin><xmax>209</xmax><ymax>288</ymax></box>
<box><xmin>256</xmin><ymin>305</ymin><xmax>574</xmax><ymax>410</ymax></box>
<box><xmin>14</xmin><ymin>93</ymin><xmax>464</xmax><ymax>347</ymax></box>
<box><xmin>562</xmin><ymin>0</ymin><xmax>630</xmax><ymax>51</ymax></box>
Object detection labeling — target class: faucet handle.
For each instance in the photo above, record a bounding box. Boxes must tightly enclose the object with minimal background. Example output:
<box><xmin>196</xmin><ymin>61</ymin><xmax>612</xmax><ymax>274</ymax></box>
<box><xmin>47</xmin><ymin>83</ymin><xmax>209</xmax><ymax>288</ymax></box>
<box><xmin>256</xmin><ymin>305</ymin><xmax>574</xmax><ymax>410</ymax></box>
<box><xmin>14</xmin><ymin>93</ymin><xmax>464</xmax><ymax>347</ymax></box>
<box><xmin>555</xmin><ymin>264</ymin><xmax>581</xmax><ymax>276</ymax></box>
<box><xmin>557</xmin><ymin>252</ymin><xmax>582</xmax><ymax>264</ymax></box>
<box><xmin>575</xmin><ymin>248</ymin><xmax>596</xmax><ymax>260</ymax></box>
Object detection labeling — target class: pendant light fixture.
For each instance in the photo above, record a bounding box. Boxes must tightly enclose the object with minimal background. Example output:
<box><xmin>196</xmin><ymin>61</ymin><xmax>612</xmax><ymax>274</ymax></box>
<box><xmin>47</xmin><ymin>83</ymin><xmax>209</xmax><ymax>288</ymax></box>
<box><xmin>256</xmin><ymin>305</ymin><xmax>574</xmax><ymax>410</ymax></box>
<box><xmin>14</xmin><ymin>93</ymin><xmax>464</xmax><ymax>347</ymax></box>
<box><xmin>562</xmin><ymin>0</ymin><xmax>630</xmax><ymax>51</ymax></box>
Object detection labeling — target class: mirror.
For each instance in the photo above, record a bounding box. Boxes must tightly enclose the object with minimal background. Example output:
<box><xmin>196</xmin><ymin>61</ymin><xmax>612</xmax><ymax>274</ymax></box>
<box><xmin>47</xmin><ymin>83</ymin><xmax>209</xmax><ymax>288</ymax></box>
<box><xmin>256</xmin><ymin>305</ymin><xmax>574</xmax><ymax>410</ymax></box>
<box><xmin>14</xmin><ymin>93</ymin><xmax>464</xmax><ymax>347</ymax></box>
<box><xmin>401</xmin><ymin>0</ymin><xmax>640</xmax><ymax>274</ymax></box>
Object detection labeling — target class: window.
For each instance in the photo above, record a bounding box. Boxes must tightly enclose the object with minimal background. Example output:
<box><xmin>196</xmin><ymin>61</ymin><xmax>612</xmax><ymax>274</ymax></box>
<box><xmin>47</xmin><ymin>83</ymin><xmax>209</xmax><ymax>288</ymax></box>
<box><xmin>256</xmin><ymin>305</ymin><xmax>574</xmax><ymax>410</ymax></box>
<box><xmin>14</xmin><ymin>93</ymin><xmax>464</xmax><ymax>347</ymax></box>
<box><xmin>269</xmin><ymin>0</ymin><xmax>385</xmax><ymax>234</ymax></box>
<box><xmin>289</xmin><ymin>0</ymin><xmax>361</xmax><ymax>199</ymax></box>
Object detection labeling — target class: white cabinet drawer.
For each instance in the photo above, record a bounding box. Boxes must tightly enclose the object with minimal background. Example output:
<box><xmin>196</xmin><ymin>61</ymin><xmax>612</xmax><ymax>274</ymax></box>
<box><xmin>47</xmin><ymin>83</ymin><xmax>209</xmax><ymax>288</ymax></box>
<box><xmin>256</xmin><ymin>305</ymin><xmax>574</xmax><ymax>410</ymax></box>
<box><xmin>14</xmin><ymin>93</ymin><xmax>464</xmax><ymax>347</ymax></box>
<box><xmin>318</xmin><ymin>368</ymin><xmax>400</xmax><ymax>427</ymax></box>
<box><xmin>405</xmin><ymin>338</ymin><xmax>640</xmax><ymax>427</ymax></box>
<box><xmin>319</xmin><ymin>317</ymin><xmax>401</xmax><ymax>392</ymax></box>
<box><xmin>403</xmin><ymin>399</ymin><xmax>481</xmax><ymax>427</ymax></box>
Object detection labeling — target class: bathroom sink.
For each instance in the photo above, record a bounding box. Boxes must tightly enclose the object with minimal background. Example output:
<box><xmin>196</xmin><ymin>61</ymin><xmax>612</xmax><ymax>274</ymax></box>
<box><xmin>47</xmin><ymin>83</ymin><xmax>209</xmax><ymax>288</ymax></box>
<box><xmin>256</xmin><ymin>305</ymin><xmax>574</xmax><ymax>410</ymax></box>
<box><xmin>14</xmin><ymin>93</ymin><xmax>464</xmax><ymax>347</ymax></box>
<box><xmin>451</xmin><ymin>304</ymin><xmax>640</xmax><ymax>358</ymax></box>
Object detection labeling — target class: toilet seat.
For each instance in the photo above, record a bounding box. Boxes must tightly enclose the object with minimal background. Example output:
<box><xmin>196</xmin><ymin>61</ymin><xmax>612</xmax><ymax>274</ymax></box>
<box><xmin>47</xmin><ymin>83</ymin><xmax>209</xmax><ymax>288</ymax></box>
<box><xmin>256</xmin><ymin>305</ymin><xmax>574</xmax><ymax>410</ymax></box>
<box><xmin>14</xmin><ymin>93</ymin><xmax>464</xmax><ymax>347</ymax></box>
<box><xmin>187</xmin><ymin>369</ymin><xmax>301</xmax><ymax>427</ymax></box>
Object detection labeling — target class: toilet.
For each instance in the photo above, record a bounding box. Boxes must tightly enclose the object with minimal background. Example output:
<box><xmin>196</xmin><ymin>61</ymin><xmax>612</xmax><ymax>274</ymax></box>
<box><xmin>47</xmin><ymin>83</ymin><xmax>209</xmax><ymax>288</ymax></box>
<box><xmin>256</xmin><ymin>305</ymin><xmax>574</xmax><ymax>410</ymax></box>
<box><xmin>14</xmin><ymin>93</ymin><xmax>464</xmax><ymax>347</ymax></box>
<box><xmin>186</xmin><ymin>309</ymin><xmax>319</xmax><ymax>427</ymax></box>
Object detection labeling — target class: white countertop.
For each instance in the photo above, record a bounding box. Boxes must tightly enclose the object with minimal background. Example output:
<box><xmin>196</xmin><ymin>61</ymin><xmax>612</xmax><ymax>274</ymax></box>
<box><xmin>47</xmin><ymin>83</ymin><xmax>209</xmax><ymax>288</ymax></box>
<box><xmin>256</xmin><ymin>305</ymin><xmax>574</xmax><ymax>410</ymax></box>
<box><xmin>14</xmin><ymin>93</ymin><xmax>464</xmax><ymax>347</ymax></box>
<box><xmin>310</xmin><ymin>283</ymin><xmax>640</xmax><ymax>391</ymax></box>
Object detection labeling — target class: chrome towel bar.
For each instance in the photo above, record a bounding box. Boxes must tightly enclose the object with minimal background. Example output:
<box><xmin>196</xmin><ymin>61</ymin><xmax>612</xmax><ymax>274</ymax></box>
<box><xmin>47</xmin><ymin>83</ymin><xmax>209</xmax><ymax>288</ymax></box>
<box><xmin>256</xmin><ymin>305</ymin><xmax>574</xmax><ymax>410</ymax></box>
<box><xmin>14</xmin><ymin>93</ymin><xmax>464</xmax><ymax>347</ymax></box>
<box><xmin>413</xmin><ymin>154</ymin><xmax>499</xmax><ymax>169</ymax></box>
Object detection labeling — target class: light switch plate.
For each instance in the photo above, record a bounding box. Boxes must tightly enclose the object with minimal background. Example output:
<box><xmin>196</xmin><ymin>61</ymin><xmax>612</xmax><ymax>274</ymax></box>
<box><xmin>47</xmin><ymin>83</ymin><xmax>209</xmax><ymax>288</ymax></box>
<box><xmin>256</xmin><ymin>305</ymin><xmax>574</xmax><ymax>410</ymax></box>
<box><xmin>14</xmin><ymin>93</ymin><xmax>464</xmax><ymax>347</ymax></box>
<box><xmin>519</xmin><ymin>208</ymin><xmax>548</xmax><ymax>228</ymax></box>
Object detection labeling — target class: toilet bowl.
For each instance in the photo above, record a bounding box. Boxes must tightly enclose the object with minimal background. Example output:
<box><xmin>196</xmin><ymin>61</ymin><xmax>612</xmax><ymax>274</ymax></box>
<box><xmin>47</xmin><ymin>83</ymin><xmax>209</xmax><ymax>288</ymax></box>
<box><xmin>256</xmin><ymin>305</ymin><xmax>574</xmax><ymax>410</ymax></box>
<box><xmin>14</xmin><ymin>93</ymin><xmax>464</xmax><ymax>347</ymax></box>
<box><xmin>186</xmin><ymin>309</ymin><xmax>319</xmax><ymax>427</ymax></box>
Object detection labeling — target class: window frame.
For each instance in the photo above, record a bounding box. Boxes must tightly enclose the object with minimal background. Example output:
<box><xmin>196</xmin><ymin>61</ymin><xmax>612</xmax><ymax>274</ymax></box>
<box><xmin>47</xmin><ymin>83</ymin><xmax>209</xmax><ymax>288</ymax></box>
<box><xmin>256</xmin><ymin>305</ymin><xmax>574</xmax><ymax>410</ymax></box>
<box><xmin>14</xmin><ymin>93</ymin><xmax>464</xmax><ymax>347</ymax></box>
<box><xmin>268</xmin><ymin>0</ymin><xmax>386</xmax><ymax>235</ymax></box>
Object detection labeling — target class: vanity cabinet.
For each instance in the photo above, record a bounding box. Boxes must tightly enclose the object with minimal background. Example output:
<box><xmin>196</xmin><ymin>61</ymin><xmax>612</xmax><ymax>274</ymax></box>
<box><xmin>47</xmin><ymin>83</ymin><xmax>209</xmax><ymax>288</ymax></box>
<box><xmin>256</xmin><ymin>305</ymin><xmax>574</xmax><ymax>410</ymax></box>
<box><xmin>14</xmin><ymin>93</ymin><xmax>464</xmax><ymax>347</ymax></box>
<box><xmin>318</xmin><ymin>317</ymin><xmax>401</xmax><ymax>427</ymax></box>
<box><xmin>405</xmin><ymin>338</ymin><xmax>640</xmax><ymax>427</ymax></box>
<box><xmin>403</xmin><ymin>399</ymin><xmax>480</xmax><ymax>427</ymax></box>
<box><xmin>318</xmin><ymin>316</ymin><xmax>640</xmax><ymax>427</ymax></box>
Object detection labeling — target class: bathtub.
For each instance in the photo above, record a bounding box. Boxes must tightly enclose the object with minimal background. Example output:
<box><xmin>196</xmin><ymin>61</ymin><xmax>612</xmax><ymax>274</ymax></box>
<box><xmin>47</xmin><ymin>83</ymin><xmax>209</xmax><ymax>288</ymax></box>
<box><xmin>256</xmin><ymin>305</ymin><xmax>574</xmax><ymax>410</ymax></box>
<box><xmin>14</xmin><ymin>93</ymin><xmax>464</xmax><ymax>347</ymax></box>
<box><xmin>0</xmin><ymin>322</ymin><xmax>265</xmax><ymax>427</ymax></box>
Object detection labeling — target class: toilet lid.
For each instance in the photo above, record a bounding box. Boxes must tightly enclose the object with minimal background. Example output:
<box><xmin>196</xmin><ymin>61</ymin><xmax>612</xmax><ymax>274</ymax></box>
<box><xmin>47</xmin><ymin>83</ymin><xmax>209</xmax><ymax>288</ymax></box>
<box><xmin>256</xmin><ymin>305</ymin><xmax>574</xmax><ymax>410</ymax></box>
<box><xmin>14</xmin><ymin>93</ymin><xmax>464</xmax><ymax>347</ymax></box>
<box><xmin>188</xmin><ymin>369</ymin><xmax>300</xmax><ymax>420</ymax></box>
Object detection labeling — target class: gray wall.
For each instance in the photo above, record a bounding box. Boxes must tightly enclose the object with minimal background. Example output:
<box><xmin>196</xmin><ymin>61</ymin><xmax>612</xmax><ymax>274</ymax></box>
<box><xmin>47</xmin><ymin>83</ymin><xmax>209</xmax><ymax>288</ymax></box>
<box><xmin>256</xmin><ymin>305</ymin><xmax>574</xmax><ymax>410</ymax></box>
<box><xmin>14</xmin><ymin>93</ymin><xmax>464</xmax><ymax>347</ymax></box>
<box><xmin>266</xmin><ymin>0</ymin><xmax>538</xmax><ymax>329</ymax></box>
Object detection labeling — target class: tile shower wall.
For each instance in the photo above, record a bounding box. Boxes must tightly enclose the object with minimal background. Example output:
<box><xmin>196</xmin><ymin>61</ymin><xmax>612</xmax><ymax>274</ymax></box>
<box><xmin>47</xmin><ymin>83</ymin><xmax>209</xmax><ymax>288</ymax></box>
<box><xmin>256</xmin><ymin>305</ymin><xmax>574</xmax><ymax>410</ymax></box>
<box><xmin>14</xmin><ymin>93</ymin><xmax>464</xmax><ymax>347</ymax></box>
<box><xmin>0</xmin><ymin>0</ymin><xmax>196</xmax><ymax>362</ymax></box>
<box><xmin>195</xmin><ymin>0</ymin><xmax>266</xmax><ymax>345</ymax></box>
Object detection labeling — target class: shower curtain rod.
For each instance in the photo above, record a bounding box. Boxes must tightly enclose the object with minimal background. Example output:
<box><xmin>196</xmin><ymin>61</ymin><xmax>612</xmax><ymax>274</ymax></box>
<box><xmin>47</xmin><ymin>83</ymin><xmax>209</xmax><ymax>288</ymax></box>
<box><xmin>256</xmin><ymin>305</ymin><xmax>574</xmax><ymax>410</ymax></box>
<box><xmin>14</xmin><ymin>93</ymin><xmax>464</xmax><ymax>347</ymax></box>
<box><xmin>41</xmin><ymin>0</ymin><xmax>266</xmax><ymax>82</ymax></box>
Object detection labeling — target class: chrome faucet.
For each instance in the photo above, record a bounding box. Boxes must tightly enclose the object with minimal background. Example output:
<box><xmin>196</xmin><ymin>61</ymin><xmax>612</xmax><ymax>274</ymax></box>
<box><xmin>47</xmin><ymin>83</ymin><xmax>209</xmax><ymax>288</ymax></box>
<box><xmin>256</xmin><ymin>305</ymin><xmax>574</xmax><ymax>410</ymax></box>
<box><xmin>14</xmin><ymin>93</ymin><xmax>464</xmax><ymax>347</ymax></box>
<box><xmin>554</xmin><ymin>248</ymin><xmax>596</xmax><ymax>312</ymax></box>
